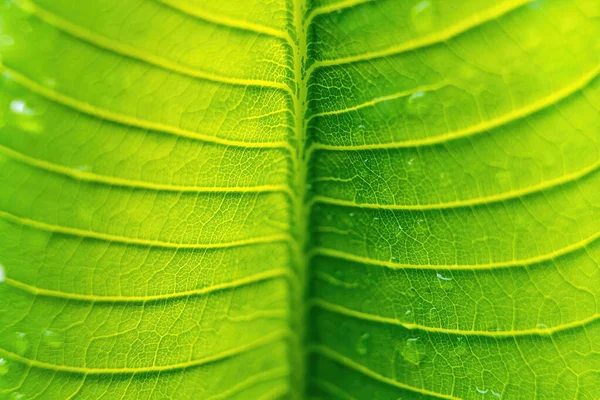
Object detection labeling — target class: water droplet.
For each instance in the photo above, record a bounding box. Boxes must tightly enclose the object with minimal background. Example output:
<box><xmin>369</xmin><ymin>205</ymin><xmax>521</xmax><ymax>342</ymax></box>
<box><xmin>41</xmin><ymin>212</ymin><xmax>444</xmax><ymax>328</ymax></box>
<box><xmin>42</xmin><ymin>77</ymin><xmax>56</xmax><ymax>88</ymax></box>
<box><xmin>7</xmin><ymin>98</ymin><xmax>42</xmax><ymax>133</ymax></box>
<box><xmin>439</xmin><ymin>172</ymin><xmax>451</xmax><ymax>187</ymax></box>
<box><xmin>528</xmin><ymin>0</ymin><xmax>546</xmax><ymax>9</ymax></box>
<box><xmin>0</xmin><ymin>264</ymin><xmax>5</xmax><ymax>283</ymax></box>
<box><xmin>363</xmin><ymin>158</ymin><xmax>369</xmax><ymax>163</ymax></box>
<box><xmin>408</xmin><ymin>91</ymin><xmax>425</xmax><ymax>104</ymax></box>
<box><xmin>355</xmin><ymin>192</ymin><xmax>367</xmax><ymax>204</ymax></box>
<box><xmin>0</xmin><ymin>34</ymin><xmax>14</xmax><ymax>48</ymax></box>
<box><xmin>491</xmin><ymin>390</ymin><xmax>502</xmax><ymax>398</ymax></box>
<box><xmin>436</xmin><ymin>273</ymin><xmax>452</xmax><ymax>281</ymax></box>
<box><xmin>495</xmin><ymin>171</ymin><xmax>512</xmax><ymax>191</ymax></box>
<box><xmin>400</xmin><ymin>337</ymin><xmax>426</xmax><ymax>365</ymax></box>
<box><xmin>536</xmin><ymin>323</ymin><xmax>548</xmax><ymax>329</ymax></box>
<box><xmin>19</xmin><ymin>20</ymin><xmax>32</xmax><ymax>33</ymax></box>
<box><xmin>357</xmin><ymin>124</ymin><xmax>365</xmax><ymax>130</ymax></box>
<box><xmin>476</xmin><ymin>387</ymin><xmax>489</xmax><ymax>395</ymax></box>
<box><xmin>9</xmin><ymin>392</ymin><xmax>25</xmax><ymax>400</ymax></box>
<box><xmin>356</xmin><ymin>333</ymin><xmax>369</xmax><ymax>355</ymax></box>
<box><xmin>0</xmin><ymin>358</ymin><xmax>8</xmax><ymax>375</ymax></box>
<box><xmin>373</xmin><ymin>217</ymin><xmax>379</xmax><ymax>221</ymax></box>
<box><xmin>349</xmin><ymin>212</ymin><xmax>355</xmax><ymax>217</ymax></box>
<box><xmin>14</xmin><ymin>332</ymin><xmax>28</xmax><ymax>356</ymax></box>
<box><xmin>73</xmin><ymin>165</ymin><xmax>90</xmax><ymax>173</ymax></box>
<box><xmin>391</xmin><ymin>256</ymin><xmax>397</xmax><ymax>261</ymax></box>
<box><xmin>411</xmin><ymin>1</ymin><xmax>434</xmax><ymax>34</ymax></box>
<box><xmin>42</xmin><ymin>330</ymin><xmax>64</xmax><ymax>349</ymax></box>
<box><xmin>10</xmin><ymin>100</ymin><xmax>34</xmax><ymax>116</ymax></box>
<box><xmin>401</xmin><ymin>309</ymin><xmax>415</xmax><ymax>324</ymax></box>
<box><xmin>414</xmin><ymin>218</ymin><xmax>428</xmax><ymax>235</ymax></box>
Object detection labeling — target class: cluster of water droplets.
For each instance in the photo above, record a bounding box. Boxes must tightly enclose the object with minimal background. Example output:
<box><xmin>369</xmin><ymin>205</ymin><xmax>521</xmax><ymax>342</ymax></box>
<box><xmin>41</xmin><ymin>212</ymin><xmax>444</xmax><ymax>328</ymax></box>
<box><xmin>0</xmin><ymin>260</ymin><xmax>65</xmax><ymax>398</ymax></box>
<box><xmin>476</xmin><ymin>387</ymin><xmax>502</xmax><ymax>398</ymax></box>
<box><xmin>1</xmin><ymin>69</ymin><xmax>45</xmax><ymax>134</ymax></box>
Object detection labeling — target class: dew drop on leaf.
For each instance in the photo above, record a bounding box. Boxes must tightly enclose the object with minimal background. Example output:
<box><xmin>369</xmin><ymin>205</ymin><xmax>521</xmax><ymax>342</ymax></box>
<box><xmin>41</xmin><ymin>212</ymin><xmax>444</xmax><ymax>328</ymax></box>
<box><xmin>9</xmin><ymin>392</ymin><xmax>25</xmax><ymax>400</ymax></box>
<box><xmin>7</xmin><ymin>98</ymin><xmax>42</xmax><ymax>133</ymax></box>
<box><xmin>400</xmin><ymin>337</ymin><xmax>426</xmax><ymax>365</ymax></box>
<box><xmin>42</xmin><ymin>330</ymin><xmax>64</xmax><ymax>349</ymax></box>
<box><xmin>439</xmin><ymin>172</ymin><xmax>451</xmax><ymax>187</ymax></box>
<box><xmin>410</xmin><ymin>1</ymin><xmax>434</xmax><ymax>34</ymax></box>
<box><xmin>0</xmin><ymin>358</ymin><xmax>8</xmax><ymax>375</ymax></box>
<box><xmin>0</xmin><ymin>264</ymin><xmax>5</xmax><ymax>283</ymax></box>
<box><xmin>9</xmin><ymin>100</ymin><xmax>34</xmax><ymax>116</ymax></box>
<box><xmin>401</xmin><ymin>309</ymin><xmax>415</xmax><ymax>323</ymax></box>
<box><xmin>495</xmin><ymin>171</ymin><xmax>512</xmax><ymax>191</ymax></box>
<box><xmin>407</xmin><ymin>91</ymin><xmax>425</xmax><ymax>105</ymax></box>
<box><xmin>42</xmin><ymin>77</ymin><xmax>56</xmax><ymax>88</ymax></box>
<box><xmin>73</xmin><ymin>165</ymin><xmax>90</xmax><ymax>173</ymax></box>
<box><xmin>356</xmin><ymin>333</ymin><xmax>370</xmax><ymax>355</ymax></box>
<box><xmin>476</xmin><ymin>387</ymin><xmax>489</xmax><ymax>395</ymax></box>
<box><xmin>355</xmin><ymin>192</ymin><xmax>367</xmax><ymax>204</ymax></box>
<box><xmin>0</xmin><ymin>34</ymin><xmax>14</xmax><ymax>48</ymax></box>
<box><xmin>13</xmin><ymin>332</ymin><xmax>29</xmax><ymax>356</ymax></box>
<box><xmin>528</xmin><ymin>0</ymin><xmax>546</xmax><ymax>10</ymax></box>
<box><xmin>436</xmin><ymin>273</ymin><xmax>452</xmax><ymax>281</ymax></box>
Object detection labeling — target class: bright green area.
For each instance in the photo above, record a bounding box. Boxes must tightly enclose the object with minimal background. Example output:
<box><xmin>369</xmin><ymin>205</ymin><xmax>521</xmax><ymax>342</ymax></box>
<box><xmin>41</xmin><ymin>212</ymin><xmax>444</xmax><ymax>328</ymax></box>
<box><xmin>0</xmin><ymin>0</ymin><xmax>599</xmax><ymax>398</ymax></box>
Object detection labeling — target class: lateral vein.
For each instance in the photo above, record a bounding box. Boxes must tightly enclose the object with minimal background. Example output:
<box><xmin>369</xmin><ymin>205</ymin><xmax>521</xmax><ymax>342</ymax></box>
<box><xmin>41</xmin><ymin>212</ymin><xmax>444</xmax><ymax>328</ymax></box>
<box><xmin>307</xmin><ymin>65</ymin><xmax>600</xmax><ymax>151</ymax></box>
<box><xmin>0</xmin><ymin>144</ymin><xmax>295</xmax><ymax>197</ymax></box>
<box><xmin>312</xmin><ymin>230</ymin><xmax>600</xmax><ymax>270</ymax></box>
<box><xmin>1</xmin><ymin>65</ymin><xmax>295</xmax><ymax>152</ymax></box>
<box><xmin>0</xmin><ymin>331</ymin><xmax>290</xmax><ymax>374</ymax></box>
<box><xmin>15</xmin><ymin>0</ymin><xmax>293</xmax><ymax>92</ymax></box>
<box><xmin>0</xmin><ymin>210</ymin><xmax>292</xmax><ymax>249</ymax></box>
<box><xmin>312</xmin><ymin>299</ymin><xmax>600</xmax><ymax>337</ymax></box>
<box><xmin>311</xmin><ymin>346</ymin><xmax>460</xmax><ymax>399</ymax></box>
<box><xmin>311</xmin><ymin>160</ymin><xmax>600</xmax><ymax>210</ymax></box>
<box><xmin>154</xmin><ymin>0</ymin><xmax>293</xmax><ymax>44</ymax></box>
<box><xmin>310</xmin><ymin>0</ymin><xmax>533</xmax><ymax>70</ymax></box>
<box><xmin>4</xmin><ymin>268</ymin><xmax>291</xmax><ymax>303</ymax></box>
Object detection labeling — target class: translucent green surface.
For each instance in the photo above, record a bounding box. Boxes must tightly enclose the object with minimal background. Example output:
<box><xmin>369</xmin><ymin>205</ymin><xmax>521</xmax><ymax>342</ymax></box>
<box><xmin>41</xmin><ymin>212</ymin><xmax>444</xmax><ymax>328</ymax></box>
<box><xmin>0</xmin><ymin>0</ymin><xmax>599</xmax><ymax>398</ymax></box>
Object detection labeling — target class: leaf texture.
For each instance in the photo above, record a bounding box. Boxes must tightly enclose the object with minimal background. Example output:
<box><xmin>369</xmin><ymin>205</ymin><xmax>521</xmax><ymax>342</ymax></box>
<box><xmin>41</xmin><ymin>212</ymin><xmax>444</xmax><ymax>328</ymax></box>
<box><xmin>0</xmin><ymin>0</ymin><xmax>599</xmax><ymax>399</ymax></box>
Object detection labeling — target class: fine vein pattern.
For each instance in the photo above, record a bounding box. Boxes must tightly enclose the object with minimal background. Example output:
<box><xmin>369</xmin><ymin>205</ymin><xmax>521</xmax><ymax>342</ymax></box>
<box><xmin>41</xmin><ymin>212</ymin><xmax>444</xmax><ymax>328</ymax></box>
<box><xmin>0</xmin><ymin>0</ymin><xmax>599</xmax><ymax>399</ymax></box>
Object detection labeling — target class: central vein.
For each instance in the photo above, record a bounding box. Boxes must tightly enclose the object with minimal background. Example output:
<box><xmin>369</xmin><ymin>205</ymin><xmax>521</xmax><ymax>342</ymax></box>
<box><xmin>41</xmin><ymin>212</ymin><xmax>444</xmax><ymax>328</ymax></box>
<box><xmin>290</xmin><ymin>0</ymin><xmax>310</xmax><ymax>397</ymax></box>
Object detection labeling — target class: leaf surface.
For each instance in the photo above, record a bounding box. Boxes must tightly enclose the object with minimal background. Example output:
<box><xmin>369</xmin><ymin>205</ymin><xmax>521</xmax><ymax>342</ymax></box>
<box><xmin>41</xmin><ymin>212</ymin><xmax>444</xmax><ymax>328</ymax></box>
<box><xmin>0</xmin><ymin>0</ymin><xmax>599</xmax><ymax>399</ymax></box>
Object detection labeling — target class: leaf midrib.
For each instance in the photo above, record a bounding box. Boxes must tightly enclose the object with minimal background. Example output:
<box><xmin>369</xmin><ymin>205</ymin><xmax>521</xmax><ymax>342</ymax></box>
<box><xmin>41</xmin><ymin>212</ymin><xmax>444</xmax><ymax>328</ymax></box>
<box><xmin>290</xmin><ymin>0</ymin><xmax>311</xmax><ymax>397</ymax></box>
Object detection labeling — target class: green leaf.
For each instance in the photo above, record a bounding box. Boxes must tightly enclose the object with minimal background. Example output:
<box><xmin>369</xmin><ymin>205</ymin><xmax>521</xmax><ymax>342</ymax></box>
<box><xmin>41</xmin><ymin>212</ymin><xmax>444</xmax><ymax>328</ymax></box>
<box><xmin>0</xmin><ymin>0</ymin><xmax>599</xmax><ymax>399</ymax></box>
